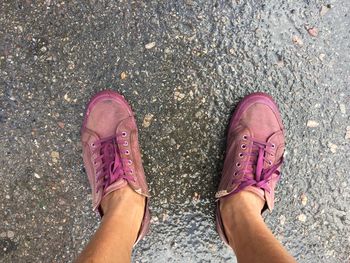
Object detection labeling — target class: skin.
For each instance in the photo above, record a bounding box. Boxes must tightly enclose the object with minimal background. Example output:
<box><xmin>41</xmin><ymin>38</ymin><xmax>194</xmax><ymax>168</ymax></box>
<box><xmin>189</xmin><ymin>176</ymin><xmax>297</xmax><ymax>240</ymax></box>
<box><xmin>76</xmin><ymin>188</ymin><xmax>296</xmax><ymax>263</ymax></box>
<box><xmin>220</xmin><ymin>191</ymin><xmax>297</xmax><ymax>263</ymax></box>
<box><xmin>75</xmin><ymin>186</ymin><xmax>145</xmax><ymax>263</ymax></box>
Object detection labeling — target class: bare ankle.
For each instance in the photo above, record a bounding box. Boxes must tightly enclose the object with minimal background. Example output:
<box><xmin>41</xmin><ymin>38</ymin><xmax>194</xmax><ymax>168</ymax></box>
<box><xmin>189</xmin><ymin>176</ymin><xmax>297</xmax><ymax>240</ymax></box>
<box><xmin>101</xmin><ymin>186</ymin><xmax>145</xmax><ymax>216</ymax></box>
<box><xmin>220</xmin><ymin>191</ymin><xmax>265</xmax><ymax>218</ymax></box>
<box><xmin>219</xmin><ymin>191</ymin><xmax>265</xmax><ymax>248</ymax></box>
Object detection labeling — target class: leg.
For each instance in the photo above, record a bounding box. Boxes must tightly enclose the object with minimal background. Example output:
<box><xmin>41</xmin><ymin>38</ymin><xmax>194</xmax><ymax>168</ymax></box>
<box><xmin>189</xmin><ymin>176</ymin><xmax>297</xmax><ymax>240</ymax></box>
<box><xmin>75</xmin><ymin>186</ymin><xmax>145</xmax><ymax>263</ymax></box>
<box><xmin>220</xmin><ymin>191</ymin><xmax>296</xmax><ymax>263</ymax></box>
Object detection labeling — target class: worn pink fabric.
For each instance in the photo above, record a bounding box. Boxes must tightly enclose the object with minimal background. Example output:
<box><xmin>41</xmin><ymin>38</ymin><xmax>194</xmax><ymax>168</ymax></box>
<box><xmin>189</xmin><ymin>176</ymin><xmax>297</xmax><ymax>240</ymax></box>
<box><xmin>216</xmin><ymin>92</ymin><xmax>285</xmax><ymax>245</ymax></box>
<box><xmin>81</xmin><ymin>90</ymin><xmax>150</xmax><ymax>245</ymax></box>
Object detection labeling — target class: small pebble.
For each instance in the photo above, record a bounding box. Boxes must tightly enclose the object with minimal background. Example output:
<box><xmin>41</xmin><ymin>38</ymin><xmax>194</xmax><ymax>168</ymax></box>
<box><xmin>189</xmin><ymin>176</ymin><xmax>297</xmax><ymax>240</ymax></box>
<box><xmin>208</xmin><ymin>244</ymin><xmax>217</xmax><ymax>253</ymax></box>
<box><xmin>195</xmin><ymin>111</ymin><xmax>202</xmax><ymax>118</ymax></box>
<box><xmin>307</xmin><ymin>27</ymin><xmax>318</xmax><ymax>37</ymax></box>
<box><xmin>320</xmin><ymin>5</ymin><xmax>331</xmax><ymax>16</ymax></box>
<box><xmin>300</xmin><ymin>194</ymin><xmax>308</xmax><ymax>206</ymax></box>
<box><xmin>64</xmin><ymin>93</ymin><xmax>71</xmax><ymax>102</ymax></box>
<box><xmin>120</xmin><ymin>71</ymin><xmax>127</xmax><ymax>80</ymax></box>
<box><xmin>142</xmin><ymin>113</ymin><xmax>154</xmax><ymax>128</ymax></box>
<box><xmin>5</xmin><ymin>195</ymin><xmax>10</xmax><ymax>199</ymax></box>
<box><xmin>57</xmin><ymin>122</ymin><xmax>65</xmax><ymax>129</ymax></box>
<box><xmin>193</xmin><ymin>192</ymin><xmax>200</xmax><ymax>201</ymax></box>
<box><xmin>162</xmin><ymin>213</ymin><xmax>169</xmax><ymax>222</ymax></box>
<box><xmin>15</xmin><ymin>25</ymin><xmax>23</xmax><ymax>33</ymax></box>
<box><xmin>51</xmin><ymin>151</ymin><xmax>60</xmax><ymax>159</ymax></box>
<box><xmin>34</xmin><ymin>173</ymin><xmax>41</xmax><ymax>179</ymax></box>
<box><xmin>0</xmin><ymin>232</ymin><xmax>6</xmax><ymax>238</ymax></box>
<box><xmin>328</xmin><ymin>142</ymin><xmax>338</xmax><ymax>153</ymax></box>
<box><xmin>276</xmin><ymin>59</ymin><xmax>284</xmax><ymax>68</ymax></box>
<box><xmin>297</xmin><ymin>214</ymin><xmax>307</xmax><ymax>222</ymax></box>
<box><xmin>145</xmin><ymin>42</ymin><xmax>156</xmax><ymax>49</ymax></box>
<box><xmin>346</xmin><ymin>126</ymin><xmax>350</xmax><ymax>140</ymax></box>
<box><xmin>292</xmin><ymin>35</ymin><xmax>303</xmax><ymax>46</ymax></box>
<box><xmin>68</xmin><ymin>62</ymin><xmax>75</xmax><ymax>70</ymax></box>
<box><xmin>150</xmin><ymin>216</ymin><xmax>159</xmax><ymax>224</ymax></box>
<box><xmin>7</xmin><ymin>230</ymin><xmax>15</xmax><ymax>238</ymax></box>
<box><xmin>279</xmin><ymin>215</ymin><xmax>286</xmax><ymax>225</ymax></box>
<box><xmin>174</xmin><ymin>90</ymin><xmax>185</xmax><ymax>101</ymax></box>
<box><xmin>307</xmin><ymin>120</ymin><xmax>319</xmax><ymax>127</ymax></box>
<box><xmin>339</xmin><ymin>104</ymin><xmax>346</xmax><ymax>114</ymax></box>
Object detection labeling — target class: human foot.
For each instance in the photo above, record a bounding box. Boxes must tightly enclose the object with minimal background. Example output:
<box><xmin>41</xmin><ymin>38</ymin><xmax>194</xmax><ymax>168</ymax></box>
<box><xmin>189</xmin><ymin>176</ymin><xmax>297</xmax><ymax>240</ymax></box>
<box><xmin>101</xmin><ymin>185</ymin><xmax>145</xmax><ymax>217</ymax></box>
<box><xmin>81</xmin><ymin>90</ymin><xmax>150</xmax><ymax>245</ymax></box>
<box><xmin>219</xmin><ymin>191</ymin><xmax>265</xmax><ymax>249</ymax></box>
<box><xmin>216</xmin><ymin>92</ymin><xmax>285</xmax><ymax>245</ymax></box>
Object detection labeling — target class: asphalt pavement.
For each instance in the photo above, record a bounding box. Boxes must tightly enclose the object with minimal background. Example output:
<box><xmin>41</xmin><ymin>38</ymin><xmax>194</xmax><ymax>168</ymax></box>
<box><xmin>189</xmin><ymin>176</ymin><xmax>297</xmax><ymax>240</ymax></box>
<box><xmin>0</xmin><ymin>0</ymin><xmax>349</xmax><ymax>262</ymax></box>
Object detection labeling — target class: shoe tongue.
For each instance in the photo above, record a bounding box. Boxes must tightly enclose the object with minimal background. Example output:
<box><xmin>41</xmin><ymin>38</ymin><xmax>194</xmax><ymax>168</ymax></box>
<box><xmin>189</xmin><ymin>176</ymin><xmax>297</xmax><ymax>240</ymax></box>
<box><xmin>108</xmin><ymin>143</ymin><xmax>123</xmax><ymax>184</ymax></box>
<box><xmin>255</xmin><ymin>147</ymin><xmax>265</xmax><ymax>181</ymax></box>
<box><xmin>238</xmin><ymin>129</ymin><xmax>273</xmax><ymax>211</ymax></box>
<box><xmin>99</xmin><ymin>140</ymin><xmax>120</xmax><ymax>185</ymax></box>
<box><xmin>103</xmin><ymin>143</ymin><xmax>128</xmax><ymax>199</ymax></box>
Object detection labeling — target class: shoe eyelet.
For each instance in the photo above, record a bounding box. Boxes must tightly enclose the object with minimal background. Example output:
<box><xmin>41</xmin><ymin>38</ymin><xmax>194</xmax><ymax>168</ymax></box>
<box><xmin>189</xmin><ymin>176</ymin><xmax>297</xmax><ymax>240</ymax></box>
<box><xmin>91</xmin><ymin>143</ymin><xmax>95</xmax><ymax>147</ymax></box>
<box><xmin>236</xmin><ymin>162</ymin><xmax>241</xmax><ymax>167</ymax></box>
<box><xmin>268</xmin><ymin>160</ymin><xmax>272</xmax><ymax>166</ymax></box>
<box><xmin>241</xmin><ymin>144</ymin><xmax>246</xmax><ymax>150</ymax></box>
<box><xmin>129</xmin><ymin>169</ymin><xmax>133</xmax><ymax>174</ymax></box>
<box><xmin>122</xmin><ymin>132</ymin><xmax>127</xmax><ymax>137</ymax></box>
<box><xmin>271</xmin><ymin>143</ymin><xmax>275</xmax><ymax>148</ymax></box>
<box><xmin>125</xmin><ymin>150</ymin><xmax>130</xmax><ymax>155</ymax></box>
<box><xmin>123</xmin><ymin>141</ymin><xmax>128</xmax><ymax>146</ymax></box>
<box><xmin>239</xmin><ymin>153</ymin><xmax>244</xmax><ymax>158</ymax></box>
<box><xmin>234</xmin><ymin>171</ymin><xmax>238</xmax><ymax>176</ymax></box>
<box><xmin>243</xmin><ymin>135</ymin><xmax>248</xmax><ymax>140</ymax></box>
<box><xmin>128</xmin><ymin>160</ymin><xmax>132</xmax><ymax>165</ymax></box>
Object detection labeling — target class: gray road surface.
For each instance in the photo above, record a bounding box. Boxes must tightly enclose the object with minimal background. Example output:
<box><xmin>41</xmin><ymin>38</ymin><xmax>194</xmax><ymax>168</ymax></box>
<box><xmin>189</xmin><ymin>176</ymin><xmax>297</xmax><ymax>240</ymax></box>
<box><xmin>0</xmin><ymin>0</ymin><xmax>349</xmax><ymax>262</ymax></box>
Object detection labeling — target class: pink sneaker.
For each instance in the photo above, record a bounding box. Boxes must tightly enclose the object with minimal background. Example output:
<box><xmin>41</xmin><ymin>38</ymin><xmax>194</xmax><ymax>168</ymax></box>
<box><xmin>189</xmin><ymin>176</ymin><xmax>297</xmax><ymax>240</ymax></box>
<box><xmin>216</xmin><ymin>92</ymin><xmax>285</xmax><ymax>245</ymax></box>
<box><xmin>81</xmin><ymin>90</ymin><xmax>150</xmax><ymax>245</ymax></box>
